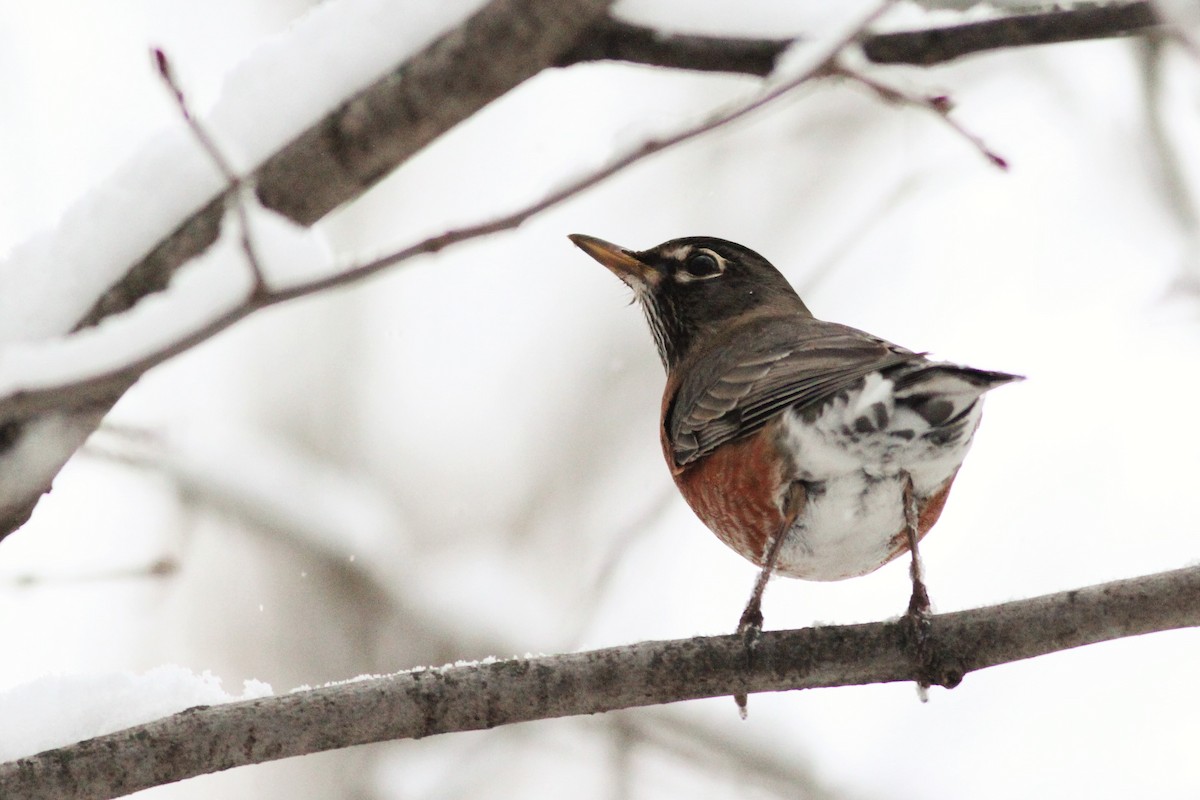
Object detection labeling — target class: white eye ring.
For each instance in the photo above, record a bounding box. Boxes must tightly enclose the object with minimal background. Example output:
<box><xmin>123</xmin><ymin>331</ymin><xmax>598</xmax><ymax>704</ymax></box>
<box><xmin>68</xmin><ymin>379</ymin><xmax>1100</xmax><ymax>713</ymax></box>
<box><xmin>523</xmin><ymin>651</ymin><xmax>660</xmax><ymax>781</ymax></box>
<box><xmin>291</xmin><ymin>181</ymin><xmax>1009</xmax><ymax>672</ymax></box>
<box><xmin>677</xmin><ymin>249</ymin><xmax>725</xmax><ymax>282</ymax></box>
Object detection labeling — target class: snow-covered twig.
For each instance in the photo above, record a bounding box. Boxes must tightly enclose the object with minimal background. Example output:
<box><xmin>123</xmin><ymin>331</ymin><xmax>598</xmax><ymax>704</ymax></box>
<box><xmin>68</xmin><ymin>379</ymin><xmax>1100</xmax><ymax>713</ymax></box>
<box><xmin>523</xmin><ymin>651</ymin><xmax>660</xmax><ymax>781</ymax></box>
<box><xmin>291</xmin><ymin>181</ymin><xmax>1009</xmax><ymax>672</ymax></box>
<box><xmin>0</xmin><ymin>0</ymin><xmax>617</xmax><ymax>540</ymax></box>
<box><xmin>2</xmin><ymin>564</ymin><xmax>1197</xmax><ymax>800</ymax></box>
<box><xmin>271</xmin><ymin>4</ymin><xmax>893</xmax><ymax>299</ymax></box>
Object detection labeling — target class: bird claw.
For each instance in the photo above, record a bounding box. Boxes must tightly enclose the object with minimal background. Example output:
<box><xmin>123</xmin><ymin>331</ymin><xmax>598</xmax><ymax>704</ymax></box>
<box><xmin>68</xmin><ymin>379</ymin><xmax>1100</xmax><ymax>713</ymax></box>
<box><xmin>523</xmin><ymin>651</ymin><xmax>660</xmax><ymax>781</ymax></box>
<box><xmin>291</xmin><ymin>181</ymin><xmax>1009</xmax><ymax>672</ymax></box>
<box><xmin>733</xmin><ymin>604</ymin><xmax>764</xmax><ymax>717</ymax></box>
<box><xmin>902</xmin><ymin>596</ymin><xmax>935</xmax><ymax>699</ymax></box>
<box><xmin>737</xmin><ymin>605</ymin><xmax>764</xmax><ymax>643</ymax></box>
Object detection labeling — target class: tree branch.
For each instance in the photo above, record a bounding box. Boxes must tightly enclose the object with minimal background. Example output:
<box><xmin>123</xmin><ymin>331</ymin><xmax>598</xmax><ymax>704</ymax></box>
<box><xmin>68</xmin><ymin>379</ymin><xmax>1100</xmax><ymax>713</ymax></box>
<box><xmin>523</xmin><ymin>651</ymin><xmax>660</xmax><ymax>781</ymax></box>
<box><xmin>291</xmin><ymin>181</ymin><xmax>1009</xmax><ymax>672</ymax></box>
<box><xmin>556</xmin><ymin>17</ymin><xmax>791</xmax><ymax>76</ymax></box>
<box><xmin>863</xmin><ymin>1</ymin><xmax>1162</xmax><ymax>65</ymax></box>
<box><xmin>0</xmin><ymin>7</ymin><xmax>874</xmax><ymax>423</ymax></box>
<box><xmin>0</xmin><ymin>0</ymin><xmax>1171</xmax><ymax>540</ymax></box>
<box><xmin>0</xmin><ymin>0</ymin><xmax>616</xmax><ymax>539</ymax></box>
<box><xmin>80</xmin><ymin>0</ymin><xmax>616</xmax><ymax>330</ymax></box>
<box><xmin>3</xmin><ymin>565</ymin><xmax>1197</xmax><ymax>800</ymax></box>
<box><xmin>558</xmin><ymin>2</ymin><xmax>1163</xmax><ymax>76</ymax></box>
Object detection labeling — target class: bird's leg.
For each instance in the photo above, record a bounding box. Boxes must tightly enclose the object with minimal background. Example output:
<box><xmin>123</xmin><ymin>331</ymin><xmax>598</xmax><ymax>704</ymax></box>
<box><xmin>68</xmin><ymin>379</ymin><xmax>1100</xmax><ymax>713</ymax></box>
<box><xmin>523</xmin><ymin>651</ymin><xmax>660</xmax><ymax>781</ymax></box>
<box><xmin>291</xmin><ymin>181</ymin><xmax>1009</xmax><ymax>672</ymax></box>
<box><xmin>734</xmin><ymin>483</ymin><xmax>805</xmax><ymax>717</ymax></box>
<box><xmin>901</xmin><ymin>471</ymin><xmax>933</xmax><ymax>698</ymax></box>
<box><xmin>737</xmin><ymin>482</ymin><xmax>806</xmax><ymax>638</ymax></box>
<box><xmin>736</xmin><ymin>524</ymin><xmax>789</xmax><ymax>637</ymax></box>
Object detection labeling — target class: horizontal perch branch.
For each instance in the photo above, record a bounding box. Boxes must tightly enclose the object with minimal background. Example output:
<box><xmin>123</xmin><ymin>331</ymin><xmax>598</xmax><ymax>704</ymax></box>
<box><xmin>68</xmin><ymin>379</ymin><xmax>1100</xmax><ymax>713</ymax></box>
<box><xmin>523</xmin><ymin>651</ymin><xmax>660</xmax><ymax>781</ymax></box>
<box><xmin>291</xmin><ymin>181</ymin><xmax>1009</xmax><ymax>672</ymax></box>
<box><xmin>3</xmin><ymin>564</ymin><xmax>1197</xmax><ymax>800</ymax></box>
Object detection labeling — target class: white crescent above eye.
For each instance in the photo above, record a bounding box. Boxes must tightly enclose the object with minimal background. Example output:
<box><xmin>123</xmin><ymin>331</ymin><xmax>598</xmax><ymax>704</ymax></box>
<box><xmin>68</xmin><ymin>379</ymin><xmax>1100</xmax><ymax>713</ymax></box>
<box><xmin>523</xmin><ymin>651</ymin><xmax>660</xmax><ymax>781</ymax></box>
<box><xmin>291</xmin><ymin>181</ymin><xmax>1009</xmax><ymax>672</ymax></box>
<box><xmin>676</xmin><ymin>248</ymin><xmax>727</xmax><ymax>282</ymax></box>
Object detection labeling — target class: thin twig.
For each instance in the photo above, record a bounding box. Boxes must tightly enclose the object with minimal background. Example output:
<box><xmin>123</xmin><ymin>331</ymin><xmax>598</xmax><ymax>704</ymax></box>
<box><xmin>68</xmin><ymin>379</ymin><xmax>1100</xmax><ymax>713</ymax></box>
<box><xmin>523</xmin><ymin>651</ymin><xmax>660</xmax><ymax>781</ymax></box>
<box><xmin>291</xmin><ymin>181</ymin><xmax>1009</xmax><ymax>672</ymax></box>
<box><xmin>2</xmin><ymin>564</ymin><xmax>1198</xmax><ymax>800</ymax></box>
<box><xmin>836</xmin><ymin>65</ymin><xmax>1008</xmax><ymax>169</ymax></box>
<box><xmin>272</xmin><ymin>3</ymin><xmax>897</xmax><ymax>301</ymax></box>
<box><xmin>153</xmin><ymin>49</ymin><xmax>269</xmax><ymax>296</ymax></box>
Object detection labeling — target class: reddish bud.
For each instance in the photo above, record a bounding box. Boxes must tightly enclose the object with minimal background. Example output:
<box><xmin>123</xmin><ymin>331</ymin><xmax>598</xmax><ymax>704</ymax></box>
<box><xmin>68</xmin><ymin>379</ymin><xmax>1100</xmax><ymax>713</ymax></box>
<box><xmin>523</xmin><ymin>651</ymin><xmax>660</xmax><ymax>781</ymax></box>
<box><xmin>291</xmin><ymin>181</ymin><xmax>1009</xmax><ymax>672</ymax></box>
<box><xmin>152</xmin><ymin>47</ymin><xmax>170</xmax><ymax>79</ymax></box>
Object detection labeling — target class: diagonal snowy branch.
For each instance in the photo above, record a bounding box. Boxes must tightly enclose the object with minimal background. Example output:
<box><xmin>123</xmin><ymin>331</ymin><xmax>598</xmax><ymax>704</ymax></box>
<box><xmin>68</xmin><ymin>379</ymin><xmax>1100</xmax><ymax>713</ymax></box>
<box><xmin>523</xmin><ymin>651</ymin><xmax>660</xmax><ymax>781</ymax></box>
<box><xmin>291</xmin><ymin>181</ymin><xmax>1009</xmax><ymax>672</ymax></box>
<box><xmin>0</xmin><ymin>0</ymin><xmax>616</xmax><ymax>539</ymax></box>
<box><xmin>0</xmin><ymin>5</ymin><xmax>891</xmax><ymax>423</ymax></box>
<box><xmin>2</xmin><ymin>565</ymin><xmax>1197</xmax><ymax>800</ymax></box>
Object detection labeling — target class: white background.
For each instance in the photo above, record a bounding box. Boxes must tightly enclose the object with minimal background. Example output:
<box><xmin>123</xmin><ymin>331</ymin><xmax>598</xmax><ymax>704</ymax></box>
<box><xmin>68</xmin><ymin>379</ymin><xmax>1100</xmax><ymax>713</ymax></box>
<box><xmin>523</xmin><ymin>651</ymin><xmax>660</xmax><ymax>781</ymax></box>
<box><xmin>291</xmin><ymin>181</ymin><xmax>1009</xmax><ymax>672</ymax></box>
<box><xmin>1</xmin><ymin>1</ymin><xmax>1199</xmax><ymax>798</ymax></box>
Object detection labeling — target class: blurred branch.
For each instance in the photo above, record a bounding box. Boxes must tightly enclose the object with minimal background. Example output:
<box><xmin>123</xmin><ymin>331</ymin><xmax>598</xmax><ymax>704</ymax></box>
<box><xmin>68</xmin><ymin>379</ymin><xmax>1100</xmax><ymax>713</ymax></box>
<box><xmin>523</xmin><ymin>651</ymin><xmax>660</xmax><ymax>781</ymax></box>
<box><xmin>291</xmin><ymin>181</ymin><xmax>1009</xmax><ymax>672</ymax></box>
<box><xmin>559</xmin><ymin>2</ymin><xmax>1162</xmax><ymax>75</ymax></box>
<box><xmin>1138</xmin><ymin>35</ymin><xmax>1200</xmax><ymax>291</ymax></box>
<box><xmin>605</xmin><ymin>709</ymin><xmax>843</xmax><ymax>800</ymax></box>
<box><xmin>557</xmin><ymin>18</ymin><xmax>791</xmax><ymax>76</ymax></box>
<box><xmin>3</xmin><ymin>564</ymin><xmax>1197</xmax><ymax>800</ymax></box>
<box><xmin>862</xmin><ymin>2</ymin><xmax>1160</xmax><ymax>65</ymax></box>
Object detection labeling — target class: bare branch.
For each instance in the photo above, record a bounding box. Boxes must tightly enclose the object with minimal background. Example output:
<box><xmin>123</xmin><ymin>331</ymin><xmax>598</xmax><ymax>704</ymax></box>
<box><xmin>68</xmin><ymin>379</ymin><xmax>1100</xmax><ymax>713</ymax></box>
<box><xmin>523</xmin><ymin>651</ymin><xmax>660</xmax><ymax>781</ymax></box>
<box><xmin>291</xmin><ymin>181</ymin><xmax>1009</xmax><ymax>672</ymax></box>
<box><xmin>863</xmin><ymin>2</ymin><xmax>1161</xmax><ymax>65</ymax></box>
<box><xmin>559</xmin><ymin>2</ymin><xmax>1163</xmax><ymax>76</ymax></box>
<box><xmin>3</xmin><ymin>565</ymin><xmax>1197</xmax><ymax>800</ymax></box>
<box><xmin>557</xmin><ymin>17</ymin><xmax>792</xmax><ymax>76</ymax></box>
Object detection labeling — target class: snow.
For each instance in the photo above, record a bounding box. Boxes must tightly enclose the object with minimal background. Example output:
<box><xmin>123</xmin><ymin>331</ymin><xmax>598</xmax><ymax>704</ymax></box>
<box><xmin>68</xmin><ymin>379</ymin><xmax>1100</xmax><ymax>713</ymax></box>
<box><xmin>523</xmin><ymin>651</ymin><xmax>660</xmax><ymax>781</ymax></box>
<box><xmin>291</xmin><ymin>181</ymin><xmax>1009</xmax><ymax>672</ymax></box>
<box><xmin>0</xmin><ymin>208</ymin><xmax>250</xmax><ymax>398</ymax></box>
<box><xmin>614</xmin><ymin>0</ymin><xmax>877</xmax><ymax>37</ymax></box>
<box><xmin>0</xmin><ymin>666</ymin><xmax>272</xmax><ymax>762</ymax></box>
<box><xmin>1</xmin><ymin>1</ymin><xmax>1199</xmax><ymax>799</ymax></box>
<box><xmin>0</xmin><ymin>193</ymin><xmax>333</xmax><ymax>412</ymax></box>
<box><xmin>764</xmin><ymin>5</ymin><xmax>890</xmax><ymax>83</ymax></box>
<box><xmin>243</xmin><ymin>196</ymin><xmax>336</xmax><ymax>289</ymax></box>
<box><xmin>0</xmin><ymin>126</ymin><xmax>224</xmax><ymax>344</ymax></box>
<box><xmin>614</xmin><ymin>0</ymin><xmax>1007</xmax><ymax>38</ymax></box>
<box><xmin>0</xmin><ymin>0</ymin><xmax>486</xmax><ymax>344</ymax></box>
<box><xmin>205</xmin><ymin>0</ymin><xmax>490</xmax><ymax>174</ymax></box>
<box><xmin>877</xmin><ymin>0</ymin><xmax>1007</xmax><ymax>30</ymax></box>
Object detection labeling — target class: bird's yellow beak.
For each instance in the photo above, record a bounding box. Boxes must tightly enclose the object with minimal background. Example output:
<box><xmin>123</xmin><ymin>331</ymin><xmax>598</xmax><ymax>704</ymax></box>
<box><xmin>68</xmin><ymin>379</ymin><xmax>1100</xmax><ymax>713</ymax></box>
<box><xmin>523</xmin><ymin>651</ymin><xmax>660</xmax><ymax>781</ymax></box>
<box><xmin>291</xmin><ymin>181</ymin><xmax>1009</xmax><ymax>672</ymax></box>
<box><xmin>568</xmin><ymin>234</ymin><xmax>656</xmax><ymax>286</ymax></box>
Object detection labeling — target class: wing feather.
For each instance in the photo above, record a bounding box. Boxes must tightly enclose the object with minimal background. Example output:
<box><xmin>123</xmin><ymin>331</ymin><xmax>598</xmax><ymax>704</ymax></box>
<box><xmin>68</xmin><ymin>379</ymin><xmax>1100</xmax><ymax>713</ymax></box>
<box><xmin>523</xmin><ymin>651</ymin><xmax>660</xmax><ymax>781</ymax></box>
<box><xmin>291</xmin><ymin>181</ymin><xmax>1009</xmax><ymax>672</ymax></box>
<box><xmin>667</xmin><ymin>318</ymin><xmax>920</xmax><ymax>466</ymax></box>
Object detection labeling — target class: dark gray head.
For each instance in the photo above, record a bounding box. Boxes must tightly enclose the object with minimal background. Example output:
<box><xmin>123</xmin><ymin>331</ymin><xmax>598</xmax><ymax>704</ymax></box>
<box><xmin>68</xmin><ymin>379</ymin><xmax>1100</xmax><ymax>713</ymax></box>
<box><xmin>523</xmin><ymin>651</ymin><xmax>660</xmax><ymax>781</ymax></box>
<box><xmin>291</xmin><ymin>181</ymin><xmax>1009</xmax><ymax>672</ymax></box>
<box><xmin>569</xmin><ymin>234</ymin><xmax>811</xmax><ymax>370</ymax></box>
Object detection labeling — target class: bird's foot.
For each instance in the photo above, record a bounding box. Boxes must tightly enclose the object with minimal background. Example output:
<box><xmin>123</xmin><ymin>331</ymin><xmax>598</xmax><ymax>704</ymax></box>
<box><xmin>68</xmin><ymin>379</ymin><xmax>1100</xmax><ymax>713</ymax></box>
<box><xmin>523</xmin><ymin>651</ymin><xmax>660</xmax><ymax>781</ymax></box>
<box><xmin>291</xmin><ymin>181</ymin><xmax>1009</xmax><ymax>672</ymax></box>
<box><xmin>733</xmin><ymin>602</ymin><xmax>765</xmax><ymax>718</ymax></box>
<box><xmin>737</xmin><ymin>603</ymin><xmax>764</xmax><ymax>643</ymax></box>
<box><xmin>903</xmin><ymin>581</ymin><xmax>934</xmax><ymax>700</ymax></box>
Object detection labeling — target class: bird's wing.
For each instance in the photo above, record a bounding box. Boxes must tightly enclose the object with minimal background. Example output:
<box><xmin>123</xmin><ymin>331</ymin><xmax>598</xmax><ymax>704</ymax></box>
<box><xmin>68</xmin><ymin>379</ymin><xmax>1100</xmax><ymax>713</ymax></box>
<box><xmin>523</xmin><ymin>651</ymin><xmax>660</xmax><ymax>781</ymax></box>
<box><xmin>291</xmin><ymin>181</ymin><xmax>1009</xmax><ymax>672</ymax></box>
<box><xmin>666</xmin><ymin>318</ymin><xmax>919</xmax><ymax>467</ymax></box>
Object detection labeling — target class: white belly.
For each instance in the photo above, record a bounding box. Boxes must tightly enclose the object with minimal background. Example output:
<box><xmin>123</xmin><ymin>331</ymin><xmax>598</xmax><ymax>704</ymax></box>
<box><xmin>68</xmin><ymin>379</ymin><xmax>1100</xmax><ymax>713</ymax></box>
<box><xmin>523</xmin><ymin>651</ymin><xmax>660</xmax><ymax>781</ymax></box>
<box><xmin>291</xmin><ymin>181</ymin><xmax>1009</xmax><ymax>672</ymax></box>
<box><xmin>771</xmin><ymin>373</ymin><xmax>983</xmax><ymax>580</ymax></box>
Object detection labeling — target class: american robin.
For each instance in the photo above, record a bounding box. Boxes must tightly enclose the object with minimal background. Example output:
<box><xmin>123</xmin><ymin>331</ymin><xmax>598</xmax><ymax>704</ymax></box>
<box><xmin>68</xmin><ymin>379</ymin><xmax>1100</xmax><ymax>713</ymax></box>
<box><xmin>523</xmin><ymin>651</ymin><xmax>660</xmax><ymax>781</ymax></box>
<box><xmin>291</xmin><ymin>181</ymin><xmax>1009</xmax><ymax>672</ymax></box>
<box><xmin>569</xmin><ymin>234</ymin><xmax>1021</xmax><ymax>687</ymax></box>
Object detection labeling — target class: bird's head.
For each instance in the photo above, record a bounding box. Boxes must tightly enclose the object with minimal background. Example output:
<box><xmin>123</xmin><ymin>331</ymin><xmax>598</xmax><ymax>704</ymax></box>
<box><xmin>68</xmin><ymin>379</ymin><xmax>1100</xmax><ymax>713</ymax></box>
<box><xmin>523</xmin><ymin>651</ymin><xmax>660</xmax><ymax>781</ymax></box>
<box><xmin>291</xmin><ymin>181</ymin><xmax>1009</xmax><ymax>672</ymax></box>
<box><xmin>569</xmin><ymin>234</ymin><xmax>810</xmax><ymax>371</ymax></box>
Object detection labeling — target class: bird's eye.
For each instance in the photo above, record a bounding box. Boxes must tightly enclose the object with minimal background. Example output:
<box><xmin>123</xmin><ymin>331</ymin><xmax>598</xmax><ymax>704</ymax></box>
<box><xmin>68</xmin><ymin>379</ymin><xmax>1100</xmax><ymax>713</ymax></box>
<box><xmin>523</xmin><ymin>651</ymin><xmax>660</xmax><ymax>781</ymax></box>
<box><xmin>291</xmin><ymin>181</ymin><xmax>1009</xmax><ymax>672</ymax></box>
<box><xmin>683</xmin><ymin>251</ymin><xmax>723</xmax><ymax>279</ymax></box>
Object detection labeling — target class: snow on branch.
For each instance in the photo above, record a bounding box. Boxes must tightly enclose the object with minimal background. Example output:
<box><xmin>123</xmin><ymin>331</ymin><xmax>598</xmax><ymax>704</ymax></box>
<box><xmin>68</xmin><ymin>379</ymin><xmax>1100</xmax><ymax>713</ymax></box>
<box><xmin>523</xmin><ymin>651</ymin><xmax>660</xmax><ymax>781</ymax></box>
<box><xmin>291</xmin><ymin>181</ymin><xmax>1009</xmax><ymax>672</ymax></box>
<box><xmin>0</xmin><ymin>0</ymin><xmax>617</xmax><ymax>539</ymax></box>
<box><xmin>0</xmin><ymin>0</ymin><xmax>1171</xmax><ymax>541</ymax></box>
<box><xmin>2</xmin><ymin>565</ymin><xmax>1197</xmax><ymax>800</ymax></box>
<box><xmin>0</xmin><ymin>5</ymin><xmax>891</xmax><ymax>423</ymax></box>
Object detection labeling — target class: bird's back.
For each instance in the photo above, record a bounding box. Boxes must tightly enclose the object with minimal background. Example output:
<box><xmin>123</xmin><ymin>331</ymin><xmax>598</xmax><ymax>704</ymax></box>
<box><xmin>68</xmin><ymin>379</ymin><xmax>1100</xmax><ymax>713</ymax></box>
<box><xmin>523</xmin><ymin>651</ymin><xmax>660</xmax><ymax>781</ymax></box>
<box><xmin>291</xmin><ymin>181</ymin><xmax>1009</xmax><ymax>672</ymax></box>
<box><xmin>666</xmin><ymin>314</ymin><xmax>1020</xmax><ymax>580</ymax></box>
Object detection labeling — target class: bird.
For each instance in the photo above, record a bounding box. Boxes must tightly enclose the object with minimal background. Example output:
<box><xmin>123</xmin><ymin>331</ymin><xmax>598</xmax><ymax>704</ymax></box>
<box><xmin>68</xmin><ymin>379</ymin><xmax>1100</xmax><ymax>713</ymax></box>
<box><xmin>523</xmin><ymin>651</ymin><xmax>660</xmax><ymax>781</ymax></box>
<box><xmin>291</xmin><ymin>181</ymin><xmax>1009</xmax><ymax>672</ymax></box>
<box><xmin>569</xmin><ymin>233</ymin><xmax>1021</xmax><ymax>689</ymax></box>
